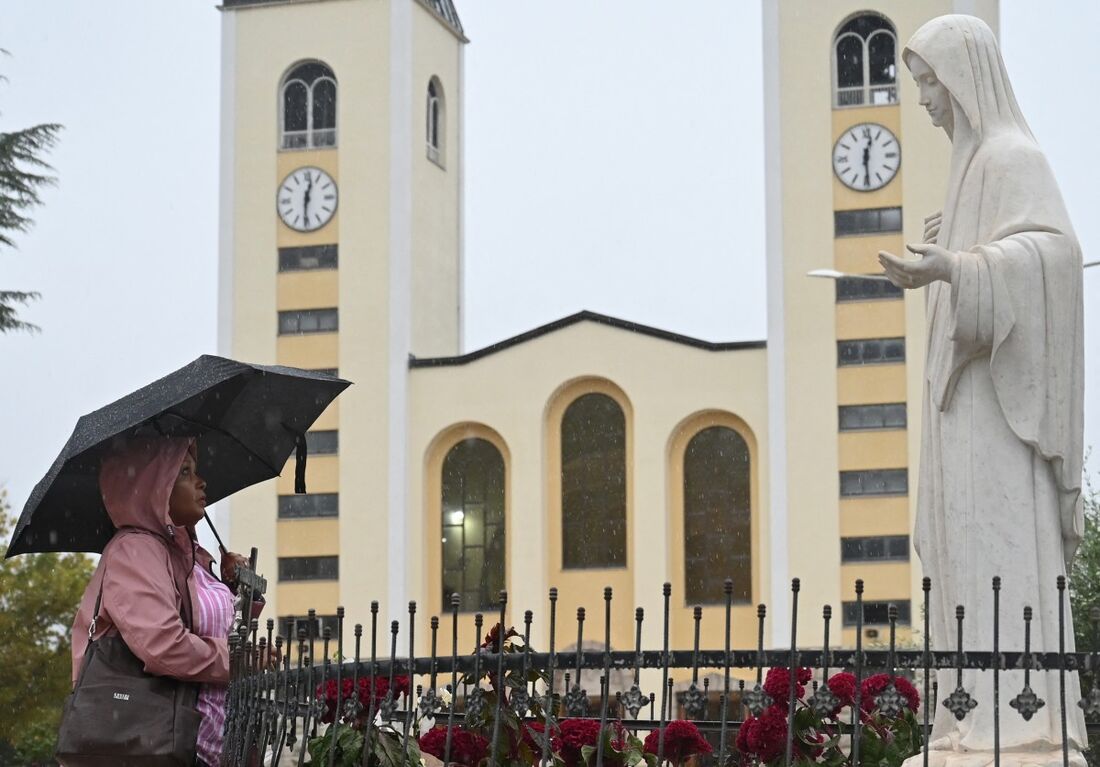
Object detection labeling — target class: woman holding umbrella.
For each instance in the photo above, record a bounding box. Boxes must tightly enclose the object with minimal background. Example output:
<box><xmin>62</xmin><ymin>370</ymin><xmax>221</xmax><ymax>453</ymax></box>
<box><xmin>8</xmin><ymin>355</ymin><xmax>348</xmax><ymax>764</ymax></box>
<box><xmin>69</xmin><ymin>436</ymin><xmax>254</xmax><ymax>767</ymax></box>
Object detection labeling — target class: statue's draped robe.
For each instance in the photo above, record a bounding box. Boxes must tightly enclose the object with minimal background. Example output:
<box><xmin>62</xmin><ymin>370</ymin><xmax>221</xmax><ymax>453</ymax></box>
<box><xmin>905</xmin><ymin>16</ymin><xmax>1087</xmax><ymax>756</ymax></box>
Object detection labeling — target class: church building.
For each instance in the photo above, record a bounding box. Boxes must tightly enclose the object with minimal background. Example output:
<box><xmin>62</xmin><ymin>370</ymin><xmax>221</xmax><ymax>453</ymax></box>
<box><xmin>216</xmin><ymin>0</ymin><xmax>999</xmax><ymax>662</ymax></box>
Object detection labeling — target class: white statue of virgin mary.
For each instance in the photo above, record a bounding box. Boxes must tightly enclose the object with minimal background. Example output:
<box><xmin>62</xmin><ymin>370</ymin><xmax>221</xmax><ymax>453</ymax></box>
<box><xmin>878</xmin><ymin>15</ymin><xmax>1088</xmax><ymax>766</ymax></box>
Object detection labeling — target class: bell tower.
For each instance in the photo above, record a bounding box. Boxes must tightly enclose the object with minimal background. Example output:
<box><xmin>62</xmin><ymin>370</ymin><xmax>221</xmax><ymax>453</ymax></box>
<box><xmin>217</xmin><ymin>0</ymin><xmax>466</xmax><ymax>629</ymax></box>
<box><xmin>762</xmin><ymin>0</ymin><xmax>998</xmax><ymax>645</ymax></box>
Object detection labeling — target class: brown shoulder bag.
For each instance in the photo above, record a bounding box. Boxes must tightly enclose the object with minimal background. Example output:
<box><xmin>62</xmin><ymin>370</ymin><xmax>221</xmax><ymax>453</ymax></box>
<box><xmin>56</xmin><ymin>545</ymin><xmax>202</xmax><ymax>766</ymax></box>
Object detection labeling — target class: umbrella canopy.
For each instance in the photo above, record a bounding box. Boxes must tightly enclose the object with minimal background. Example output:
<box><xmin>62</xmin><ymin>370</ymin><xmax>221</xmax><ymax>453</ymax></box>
<box><xmin>6</xmin><ymin>355</ymin><xmax>350</xmax><ymax>557</ymax></box>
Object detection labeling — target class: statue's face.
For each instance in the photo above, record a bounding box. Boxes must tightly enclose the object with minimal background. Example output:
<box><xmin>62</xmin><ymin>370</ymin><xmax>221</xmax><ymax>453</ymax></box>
<box><xmin>909</xmin><ymin>54</ymin><xmax>954</xmax><ymax>133</ymax></box>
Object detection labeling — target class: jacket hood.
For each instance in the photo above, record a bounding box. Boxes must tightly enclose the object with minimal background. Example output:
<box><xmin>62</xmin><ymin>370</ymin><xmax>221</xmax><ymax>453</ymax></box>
<box><xmin>99</xmin><ymin>436</ymin><xmax>194</xmax><ymax>538</ymax></box>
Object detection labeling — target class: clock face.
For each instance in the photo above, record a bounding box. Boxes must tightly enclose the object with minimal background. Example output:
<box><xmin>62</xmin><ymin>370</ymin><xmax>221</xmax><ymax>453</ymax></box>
<box><xmin>277</xmin><ymin>166</ymin><xmax>338</xmax><ymax>232</ymax></box>
<box><xmin>832</xmin><ymin>123</ymin><xmax>900</xmax><ymax>192</ymax></box>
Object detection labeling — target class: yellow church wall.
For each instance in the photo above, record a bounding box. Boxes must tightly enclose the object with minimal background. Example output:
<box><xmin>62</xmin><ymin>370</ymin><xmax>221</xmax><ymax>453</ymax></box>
<box><xmin>277</xmin><ymin>582</ymin><xmax>340</xmax><ymax>618</ymax></box>
<box><xmin>837</xmin><ymin>429</ymin><xmax>907</xmax><ymax>470</ymax></box>
<box><xmin>836</xmin><ymin>364</ymin><xmax>907</xmax><ymax>405</ymax></box>
<box><xmin>277</xmin><ymin>519</ymin><xmax>341</xmax><ymax>557</ymax></box>
<box><xmin>223</xmin><ymin>0</ymin><xmax>395</xmax><ymax>627</ymax></box>
<box><xmin>217</xmin><ymin>0</ymin><xmax>1005</xmax><ymax>656</ymax></box>
<box><xmin>310</xmin><ymin>402</ymin><xmax>340</xmax><ymax>432</ymax></box>
<box><xmin>835</xmin><ymin>300</ymin><xmax>905</xmax><ymax>340</ymax></box>
<box><xmin>834</xmin><ymin>233</ymin><xmax>904</xmax><ymax>275</ymax></box>
<box><xmin>407</xmin><ymin>320</ymin><xmax>770</xmax><ymax>657</ymax></box>
<box><xmin>839</xmin><ymin>496</ymin><xmax>911</xmax><ymax>537</ymax></box>
<box><xmin>410</xmin><ymin>3</ymin><xmax>463</xmax><ymax>357</ymax></box>
<box><xmin>276</xmin><ymin>271</ymin><xmax>339</xmax><ymax>311</ymax></box>
<box><xmin>275</xmin><ymin>334</ymin><xmax>339</xmax><ymax>369</ymax></box>
<box><xmin>276</xmin><ymin>455</ymin><xmax>339</xmax><ymax>495</ymax></box>
<box><xmin>769</xmin><ymin>0</ymin><xmax>991</xmax><ymax>642</ymax></box>
<box><xmin>840</xmin><ymin>563</ymin><xmax>910</xmax><ymax>599</ymax></box>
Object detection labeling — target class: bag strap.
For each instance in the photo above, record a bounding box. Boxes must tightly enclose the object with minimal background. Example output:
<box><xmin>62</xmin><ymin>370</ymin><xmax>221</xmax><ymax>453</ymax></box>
<box><xmin>88</xmin><ymin>529</ymin><xmax>191</xmax><ymax>641</ymax></box>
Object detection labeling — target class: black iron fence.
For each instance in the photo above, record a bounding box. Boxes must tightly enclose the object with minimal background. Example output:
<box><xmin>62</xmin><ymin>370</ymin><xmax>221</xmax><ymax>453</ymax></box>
<box><xmin>221</xmin><ymin>575</ymin><xmax>1100</xmax><ymax>766</ymax></box>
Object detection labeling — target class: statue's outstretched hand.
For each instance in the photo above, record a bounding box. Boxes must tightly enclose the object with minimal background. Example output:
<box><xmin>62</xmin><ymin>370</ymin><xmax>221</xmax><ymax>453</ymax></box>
<box><xmin>923</xmin><ymin>211</ymin><xmax>942</xmax><ymax>244</ymax></box>
<box><xmin>878</xmin><ymin>243</ymin><xmax>956</xmax><ymax>289</ymax></box>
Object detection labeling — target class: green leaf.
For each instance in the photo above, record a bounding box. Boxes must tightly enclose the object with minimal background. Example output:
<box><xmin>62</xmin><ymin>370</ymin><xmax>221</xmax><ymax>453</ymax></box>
<box><xmin>372</xmin><ymin>727</ymin><xmax>420</xmax><ymax>767</ymax></box>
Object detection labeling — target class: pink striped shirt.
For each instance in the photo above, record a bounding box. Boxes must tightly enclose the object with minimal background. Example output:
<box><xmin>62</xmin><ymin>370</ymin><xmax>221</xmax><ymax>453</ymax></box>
<box><xmin>193</xmin><ymin>563</ymin><xmax>235</xmax><ymax>767</ymax></box>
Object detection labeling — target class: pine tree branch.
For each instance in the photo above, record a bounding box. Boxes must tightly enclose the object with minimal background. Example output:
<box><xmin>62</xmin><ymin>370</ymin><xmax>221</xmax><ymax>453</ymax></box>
<box><xmin>0</xmin><ymin>123</ymin><xmax>60</xmax><ymax>249</ymax></box>
<box><xmin>0</xmin><ymin>290</ymin><xmax>40</xmax><ymax>333</ymax></box>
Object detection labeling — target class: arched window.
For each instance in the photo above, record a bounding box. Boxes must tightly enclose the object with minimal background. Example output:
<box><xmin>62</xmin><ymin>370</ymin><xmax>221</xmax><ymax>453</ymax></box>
<box><xmin>833</xmin><ymin>14</ymin><xmax>897</xmax><ymax>108</ymax></box>
<box><xmin>561</xmin><ymin>393</ymin><xmax>626</xmax><ymax>569</ymax></box>
<box><xmin>281</xmin><ymin>61</ymin><xmax>337</xmax><ymax>150</ymax></box>
<box><xmin>441</xmin><ymin>438</ymin><xmax>505</xmax><ymax>610</ymax></box>
<box><xmin>683</xmin><ymin>426</ymin><xmax>751</xmax><ymax>604</ymax></box>
<box><xmin>426</xmin><ymin>78</ymin><xmax>444</xmax><ymax>165</ymax></box>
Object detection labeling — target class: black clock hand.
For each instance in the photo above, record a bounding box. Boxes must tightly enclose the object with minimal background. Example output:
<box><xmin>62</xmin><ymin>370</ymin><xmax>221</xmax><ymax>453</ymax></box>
<box><xmin>303</xmin><ymin>176</ymin><xmax>313</xmax><ymax>218</ymax></box>
<box><xmin>862</xmin><ymin>141</ymin><xmax>871</xmax><ymax>187</ymax></box>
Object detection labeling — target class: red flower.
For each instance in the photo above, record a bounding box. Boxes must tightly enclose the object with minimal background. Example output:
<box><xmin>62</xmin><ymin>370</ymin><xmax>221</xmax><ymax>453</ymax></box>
<box><xmin>859</xmin><ymin>673</ymin><xmax>920</xmax><ymax>715</ymax></box>
<box><xmin>480</xmin><ymin>623</ymin><xmax>520</xmax><ymax>652</ymax></box>
<box><xmin>762</xmin><ymin>666</ymin><xmax>812</xmax><ymax>703</ymax></box>
<box><xmin>826</xmin><ymin>671</ymin><xmax>857</xmax><ymax>714</ymax></box>
<box><xmin>553</xmin><ymin>719</ymin><xmax>625</xmax><ymax>767</ymax></box>
<box><xmin>827</xmin><ymin>672</ymin><xmax>856</xmax><ymax>706</ymax></box>
<box><xmin>419</xmin><ymin>726</ymin><xmax>490</xmax><ymax>767</ymax></box>
<box><xmin>735</xmin><ymin>717</ymin><xmax>755</xmax><ymax>763</ymax></box>
<box><xmin>745</xmin><ymin>707</ymin><xmax>787</xmax><ymax>762</ymax></box>
<box><xmin>314</xmin><ymin>674</ymin><xmax>411</xmax><ymax>724</ymax></box>
<box><xmin>643</xmin><ymin>720</ymin><xmax>713</xmax><ymax>765</ymax></box>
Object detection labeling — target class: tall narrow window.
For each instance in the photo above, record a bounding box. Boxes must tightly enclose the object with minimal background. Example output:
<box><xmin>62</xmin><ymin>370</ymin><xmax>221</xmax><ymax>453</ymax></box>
<box><xmin>833</xmin><ymin>14</ymin><xmax>897</xmax><ymax>108</ymax></box>
<box><xmin>441</xmin><ymin>438</ymin><xmax>505</xmax><ymax>611</ymax></box>
<box><xmin>561</xmin><ymin>393</ymin><xmax>627</xmax><ymax>569</ymax></box>
<box><xmin>426</xmin><ymin>78</ymin><xmax>444</xmax><ymax>165</ymax></box>
<box><xmin>683</xmin><ymin>426</ymin><xmax>751</xmax><ymax>604</ymax></box>
<box><xmin>281</xmin><ymin>61</ymin><xmax>337</xmax><ymax>149</ymax></box>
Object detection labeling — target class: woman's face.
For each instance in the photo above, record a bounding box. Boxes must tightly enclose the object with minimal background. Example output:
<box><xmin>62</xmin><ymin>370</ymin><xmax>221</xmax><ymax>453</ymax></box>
<box><xmin>168</xmin><ymin>451</ymin><xmax>207</xmax><ymax>527</ymax></box>
<box><xmin>909</xmin><ymin>53</ymin><xmax>954</xmax><ymax>134</ymax></box>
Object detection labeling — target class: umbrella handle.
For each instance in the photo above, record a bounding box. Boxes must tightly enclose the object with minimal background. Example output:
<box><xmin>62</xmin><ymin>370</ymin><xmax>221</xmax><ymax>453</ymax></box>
<box><xmin>204</xmin><ymin>511</ymin><xmax>228</xmax><ymax>555</ymax></box>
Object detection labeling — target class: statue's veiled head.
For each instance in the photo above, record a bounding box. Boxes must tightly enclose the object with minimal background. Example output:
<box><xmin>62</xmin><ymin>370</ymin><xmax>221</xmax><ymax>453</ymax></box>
<box><xmin>908</xmin><ymin>53</ymin><xmax>953</xmax><ymax>134</ymax></box>
<box><xmin>904</xmin><ymin>15</ymin><xmax>1032</xmax><ymax>142</ymax></box>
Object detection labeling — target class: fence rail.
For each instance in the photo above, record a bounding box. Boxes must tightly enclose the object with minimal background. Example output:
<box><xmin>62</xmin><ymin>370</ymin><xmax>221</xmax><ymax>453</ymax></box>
<box><xmin>221</xmin><ymin>575</ymin><xmax>1100</xmax><ymax>766</ymax></box>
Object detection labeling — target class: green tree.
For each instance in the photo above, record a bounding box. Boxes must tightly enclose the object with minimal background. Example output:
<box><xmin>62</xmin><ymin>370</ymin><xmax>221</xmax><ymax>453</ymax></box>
<box><xmin>0</xmin><ymin>488</ymin><xmax>94</xmax><ymax>765</ymax></box>
<box><xmin>1069</xmin><ymin>466</ymin><xmax>1100</xmax><ymax>767</ymax></box>
<box><xmin>1</xmin><ymin>60</ymin><xmax>60</xmax><ymax>334</ymax></box>
<box><xmin>1071</xmin><ymin>468</ymin><xmax>1100</xmax><ymax>648</ymax></box>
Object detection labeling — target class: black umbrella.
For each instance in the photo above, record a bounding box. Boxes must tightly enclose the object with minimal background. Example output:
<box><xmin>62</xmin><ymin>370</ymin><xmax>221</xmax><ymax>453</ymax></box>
<box><xmin>6</xmin><ymin>354</ymin><xmax>351</xmax><ymax>557</ymax></box>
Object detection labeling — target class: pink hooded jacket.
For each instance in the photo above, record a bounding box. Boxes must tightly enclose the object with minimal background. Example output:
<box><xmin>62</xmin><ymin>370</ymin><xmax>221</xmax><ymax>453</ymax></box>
<box><xmin>70</xmin><ymin>437</ymin><xmax>229</xmax><ymax>686</ymax></box>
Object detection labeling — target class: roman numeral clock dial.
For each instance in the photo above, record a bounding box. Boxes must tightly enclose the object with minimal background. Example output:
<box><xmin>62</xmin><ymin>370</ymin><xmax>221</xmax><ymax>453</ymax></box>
<box><xmin>832</xmin><ymin>122</ymin><xmax>900</xmax><ymax>192</ymax></box>
<box><xmin>277</xmin><ymin>166</ymin><xmax>338</xmax><ymax>232</ymax></box>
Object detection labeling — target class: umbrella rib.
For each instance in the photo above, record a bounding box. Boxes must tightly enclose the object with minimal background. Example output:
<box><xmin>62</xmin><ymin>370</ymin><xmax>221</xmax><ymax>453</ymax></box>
<box><xmin>160</xmin><ymin>411</ymin><xmax>282</xmax><ymax>476</ymax></box>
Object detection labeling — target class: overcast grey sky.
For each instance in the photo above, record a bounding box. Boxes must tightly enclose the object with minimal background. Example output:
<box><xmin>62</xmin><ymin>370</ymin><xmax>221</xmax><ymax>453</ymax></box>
<box><xmin>2</xmin><ymin>2</ymin><xmax>1099</xmax><ymax>557</ymax></box>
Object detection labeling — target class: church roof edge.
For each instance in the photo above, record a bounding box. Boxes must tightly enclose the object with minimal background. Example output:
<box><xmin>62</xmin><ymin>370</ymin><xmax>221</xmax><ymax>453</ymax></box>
<box><xmin>409</xmin><ymin>310</ymin><xmax>766</xmax><ymax>369</ymax></box>
<box><xmin>220</xmin><ymin>0</ymin><xmax>466</xmax><ymax>42</ymax></box>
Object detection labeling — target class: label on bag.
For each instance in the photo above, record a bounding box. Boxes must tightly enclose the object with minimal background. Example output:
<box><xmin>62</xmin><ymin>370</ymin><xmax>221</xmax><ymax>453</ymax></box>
<box><xmin>113</xmin><ymin>692</ymin><xmax>130</xmax><ymax>701</ymax></box>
